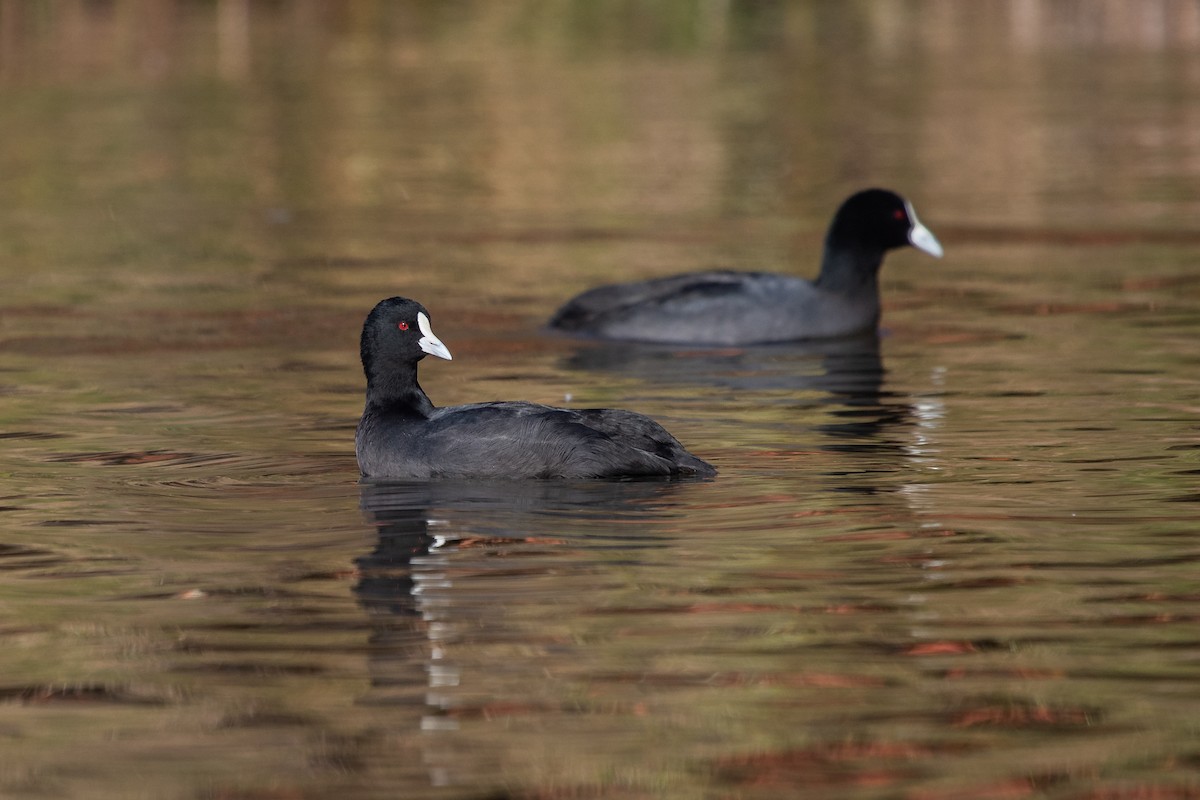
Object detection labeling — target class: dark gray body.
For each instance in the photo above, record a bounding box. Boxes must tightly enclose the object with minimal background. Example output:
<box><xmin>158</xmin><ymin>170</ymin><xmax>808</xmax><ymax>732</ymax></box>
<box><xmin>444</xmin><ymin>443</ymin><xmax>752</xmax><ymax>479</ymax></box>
<box><xmin>549</xmin><ymin>269</ymin><xmax>877</xmax><ymax>345</ymax></box>
<box><xmin>357</xmin><ymin>400</ymin><xmax>715</xmax><ymax>480</ymax></box>
<box><xmin>355</xmin><ymin>296</ymin><xmax>715</xmax><ymax>481</ymax></box>
<box><xmin>547</xmin><ymin>189</ymin><xmax>942</xmax><ymax>346</ymax></box>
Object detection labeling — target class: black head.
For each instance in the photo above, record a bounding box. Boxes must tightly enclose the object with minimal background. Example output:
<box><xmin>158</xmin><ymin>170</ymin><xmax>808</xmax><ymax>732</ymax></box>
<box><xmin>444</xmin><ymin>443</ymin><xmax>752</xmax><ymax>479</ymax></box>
<box><xmin>360</xmin><ymin>296</ymin><xmax>453</xmax><ymax>378</ymax></box>
<box><xmin>827</xmin><ymin>189</ymin><xmax>943</xmax><ymax>257</ymax></box>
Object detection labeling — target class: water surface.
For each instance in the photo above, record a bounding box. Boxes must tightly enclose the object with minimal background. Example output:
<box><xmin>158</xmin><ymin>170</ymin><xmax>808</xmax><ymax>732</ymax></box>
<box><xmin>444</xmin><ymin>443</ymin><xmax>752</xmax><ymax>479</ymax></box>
<box><xmin>2</xmin><ymin>2</ymin><xmax>1200</xmax><ymax>798</ymax></box>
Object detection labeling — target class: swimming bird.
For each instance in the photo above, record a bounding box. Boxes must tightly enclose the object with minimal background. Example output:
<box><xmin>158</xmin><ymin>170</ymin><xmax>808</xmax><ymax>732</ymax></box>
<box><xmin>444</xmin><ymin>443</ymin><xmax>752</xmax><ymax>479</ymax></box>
<box><xmin>547</xmin><ymin>188</ymin><xmax>942</xmax><ymax>345</ymax></box>
<box><xmin>355</xmin><ymin>297</ymin><xmax>716</xmax><ymax>480</ymax></box>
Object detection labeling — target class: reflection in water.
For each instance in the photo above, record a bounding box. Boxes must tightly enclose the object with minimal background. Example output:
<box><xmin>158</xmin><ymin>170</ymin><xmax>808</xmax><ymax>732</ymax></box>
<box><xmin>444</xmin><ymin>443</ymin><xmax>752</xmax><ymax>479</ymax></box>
<box><xmin>561</xmin><ymin>334</ymin><xmax>886</xmax><ymax>396</ymax></box>
<box><xmin>353</xmin><ymin>479</ymin><xmax>691</xmax><ymax>789</ymax></box>
<box><xmin>353</xmin><ymin>484</ymin><xmax>442</xmax><ymax>784</ymax></box>
<box><xmin>564</xmin><ymin>335</ymin><xmax>941</xmax><ymax>482</ymax></box>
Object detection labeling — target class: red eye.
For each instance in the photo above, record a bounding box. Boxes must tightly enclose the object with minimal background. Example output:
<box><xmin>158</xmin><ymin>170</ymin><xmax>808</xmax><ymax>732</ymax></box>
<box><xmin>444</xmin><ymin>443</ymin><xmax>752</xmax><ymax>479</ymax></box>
<box><xmin>397</xmin><ymin>321</ymin><xmax>409</xmax><ymax>331</ymax></box>
<box><xmin>893</xmin><ymin>209</ymin><xmax>906</xmax><ymax>221</ymax></box>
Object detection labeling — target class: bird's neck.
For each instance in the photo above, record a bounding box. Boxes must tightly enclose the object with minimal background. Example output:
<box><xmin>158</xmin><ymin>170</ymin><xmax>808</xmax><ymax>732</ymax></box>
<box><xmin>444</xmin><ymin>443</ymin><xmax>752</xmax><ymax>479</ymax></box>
<box><xmin>814</xmin><ymin>241</ymin><xmax>885</xmax><ymax>295</ymax></box>
<box><xmin>365</xmin><ymin>360</ymin><xmax>436</xmax><ymax>418</ymax></box>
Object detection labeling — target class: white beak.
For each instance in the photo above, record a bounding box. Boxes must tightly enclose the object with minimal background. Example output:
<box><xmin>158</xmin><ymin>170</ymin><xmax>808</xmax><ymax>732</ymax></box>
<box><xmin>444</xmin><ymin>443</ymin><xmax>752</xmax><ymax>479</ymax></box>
<box><xmin>905</xmin><ymin>200</ymin><xmax>944</xmax><ymax>258</ymax></box>
<box><xmin>416</xmin><ymin>312</ymin><xmax>453</xmax><ymax>361</ymax></box>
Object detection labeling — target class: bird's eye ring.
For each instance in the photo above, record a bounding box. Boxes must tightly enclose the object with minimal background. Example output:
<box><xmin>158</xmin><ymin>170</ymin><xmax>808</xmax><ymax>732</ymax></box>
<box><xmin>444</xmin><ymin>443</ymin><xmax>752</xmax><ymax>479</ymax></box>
<box><xmin>398</xmin><ymin>321</ymin><xmax>409</xmax><ymax>331</ymax></box>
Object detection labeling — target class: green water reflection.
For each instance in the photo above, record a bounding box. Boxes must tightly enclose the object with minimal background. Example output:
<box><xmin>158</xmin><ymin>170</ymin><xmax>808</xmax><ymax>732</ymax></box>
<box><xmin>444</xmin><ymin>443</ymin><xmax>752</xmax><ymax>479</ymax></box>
<box><xmin>2</xmin><ymin>2</ymin><xmax>1200</xmax><ymax>798</ymax></box>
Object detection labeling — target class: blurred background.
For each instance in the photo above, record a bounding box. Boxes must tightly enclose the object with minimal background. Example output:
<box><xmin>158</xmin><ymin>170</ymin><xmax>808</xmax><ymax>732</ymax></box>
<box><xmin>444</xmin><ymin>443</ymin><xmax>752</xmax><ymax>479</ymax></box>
<box><xmin>5</xmin><ymin>0</ymin><xmax>1200</xmax><ymax>317</ymax></box>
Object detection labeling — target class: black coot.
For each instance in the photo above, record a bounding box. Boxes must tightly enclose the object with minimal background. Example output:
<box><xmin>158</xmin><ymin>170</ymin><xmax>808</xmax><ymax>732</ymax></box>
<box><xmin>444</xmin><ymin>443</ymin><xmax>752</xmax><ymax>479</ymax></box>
<box><xmin>547</xmin><ymin>188</ymin><xmax>942</xmax><ymax>345</ymax></box>
<box><xmin>355</xmin><ymin>297</ymin><xmax>716</xmax><ymax>480</ymax></box>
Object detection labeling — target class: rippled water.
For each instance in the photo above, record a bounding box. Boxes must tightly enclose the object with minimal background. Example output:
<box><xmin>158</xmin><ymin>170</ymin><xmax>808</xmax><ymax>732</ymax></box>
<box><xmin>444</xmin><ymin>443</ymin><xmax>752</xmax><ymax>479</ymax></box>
<box><xmin>3</xmin><ymin>2</ymin><xmax>1200</xmax><ymax>798</ymax></box>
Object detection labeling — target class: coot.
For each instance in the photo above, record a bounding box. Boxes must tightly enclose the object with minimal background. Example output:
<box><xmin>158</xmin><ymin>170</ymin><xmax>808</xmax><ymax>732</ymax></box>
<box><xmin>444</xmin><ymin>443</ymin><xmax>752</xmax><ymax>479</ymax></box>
<box><xmin>547</xmin><ymin>188</ymin><xmax>942</xmax><ymax>345</ymax></box>
<box><xmin>355</xmin><ymin>297</ymin><xmax>716</xmax><ymax>480</ymax></box>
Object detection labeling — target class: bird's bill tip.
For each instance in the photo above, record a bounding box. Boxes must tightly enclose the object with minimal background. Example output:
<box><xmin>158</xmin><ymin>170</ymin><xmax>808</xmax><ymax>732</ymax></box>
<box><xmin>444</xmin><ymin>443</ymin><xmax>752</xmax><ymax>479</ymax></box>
<box><xmin>417</xmin><ymin>312</ymin><xmax>453</xmax><ymax>360</ymax></box>
<box><xmin>909</xmin><ymin>222</ymin><xmax>943</xmax><ymax>258</ymax></box>
<box><xmin>904</xmin><ymin>200</ymin><xmax>943</xmax><ymax>258</ymax></box>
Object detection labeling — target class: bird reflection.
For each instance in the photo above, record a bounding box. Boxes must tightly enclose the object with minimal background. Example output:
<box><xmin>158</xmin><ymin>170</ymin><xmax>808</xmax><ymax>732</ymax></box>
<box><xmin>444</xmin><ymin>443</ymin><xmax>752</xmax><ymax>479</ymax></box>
<box><xmin>809</xmin><ymin>339</ymin><xmax>910</xmax><ymax>449</ymax></box>
<box><xmin>561</xmin><ymin>334</ymin><xmax>946</xmax><ymax>498</ymax></box>
<box><xmin>352</xmin><ymin>477</ymin><xmax>695</xmax><ymax>784</ymax></box>
<box><xmin>560</xmin><ymin>332</ymin><xmax>885</xmax><ymax>395</ymax></box>
<box><xmin>564</xmin><ymin>334</ymin><xmax>921</xmax><ymax>448</ymax></box>
<box><xmin>355</xmin><ymin>479</ymin><xmax>690</xmax><ymax>624</ymax></box>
